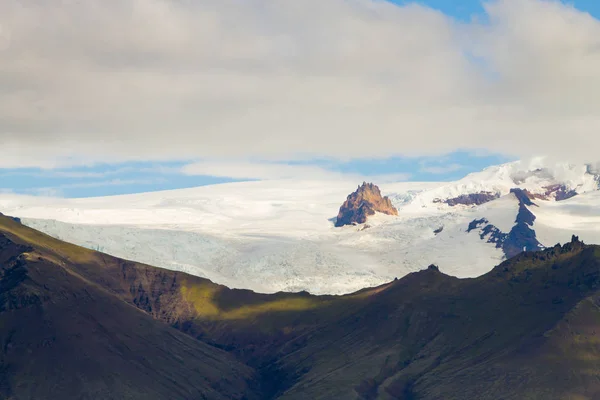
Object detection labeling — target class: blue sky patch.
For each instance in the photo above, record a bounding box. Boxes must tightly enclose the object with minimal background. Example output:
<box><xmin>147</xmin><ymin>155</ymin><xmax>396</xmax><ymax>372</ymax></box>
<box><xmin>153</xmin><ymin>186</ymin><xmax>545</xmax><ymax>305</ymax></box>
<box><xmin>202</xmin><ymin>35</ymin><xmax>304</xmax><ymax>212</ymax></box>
<box><xmin>391</xmin><ymin>0</ymin><xmax>600</xmax><ymax>21</ymax></box>
<box><xmin>0</xmin><ymin>151</ymin><xmax>512</xmax><ymax>198</ymax></box>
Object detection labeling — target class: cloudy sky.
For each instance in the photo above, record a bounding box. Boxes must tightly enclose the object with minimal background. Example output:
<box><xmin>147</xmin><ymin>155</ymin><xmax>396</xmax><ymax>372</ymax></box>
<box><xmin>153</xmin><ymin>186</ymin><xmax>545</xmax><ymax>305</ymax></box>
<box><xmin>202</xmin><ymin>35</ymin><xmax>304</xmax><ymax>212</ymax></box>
<box><xmin>1</xmin><ymin>0</ymin><xmax>600</xmax><ymax>197</ymax></box>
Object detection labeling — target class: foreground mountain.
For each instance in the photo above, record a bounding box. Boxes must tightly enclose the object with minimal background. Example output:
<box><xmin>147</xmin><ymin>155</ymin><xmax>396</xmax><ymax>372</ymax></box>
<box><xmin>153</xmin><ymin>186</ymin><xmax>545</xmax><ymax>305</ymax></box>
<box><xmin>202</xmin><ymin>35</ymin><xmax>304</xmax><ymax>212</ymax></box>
<box><xmin>0</xmin><ymin>214</ymin><xmax>257</xmax><ymax>399</ymax></box>
<box><xmin>2</xmin><ymin>160</ymin><xmax>600</xmax><ymax>294</ymax></box>
<box><xmin>335</xmin><ymin>182</ymin><xmax>398</xmax><ymax>227</ymax></box>
<box><xmin>3</xmin><ymin>213</ymin><xmax>600</xmax><ymax>399</ymax></box>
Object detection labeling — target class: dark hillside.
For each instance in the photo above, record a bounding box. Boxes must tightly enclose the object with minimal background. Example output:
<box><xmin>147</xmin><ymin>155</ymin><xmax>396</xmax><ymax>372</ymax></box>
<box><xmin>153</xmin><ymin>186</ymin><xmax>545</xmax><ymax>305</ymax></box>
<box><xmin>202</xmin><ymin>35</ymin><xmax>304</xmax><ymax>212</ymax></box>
<box><xmin>2</xmin><ymin>213</ymin><xmax>600</xmax><ymax>399</ymax></box>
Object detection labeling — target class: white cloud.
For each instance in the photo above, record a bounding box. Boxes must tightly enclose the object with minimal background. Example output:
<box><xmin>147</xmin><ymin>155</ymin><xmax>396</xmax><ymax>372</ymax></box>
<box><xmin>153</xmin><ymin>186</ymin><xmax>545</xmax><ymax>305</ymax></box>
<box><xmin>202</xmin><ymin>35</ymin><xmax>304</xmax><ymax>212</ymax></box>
<box><xmin>181</xmin><ymin>160</ymin><xmax>410</xmax><ymax>182</ymax></box>
<box><xmin>1</xmin><ymin>0</ymin><xmax>600</xmax><ymax>168</ymax></box>
<box><xmin>0</xmin><ymin>164</ymin><xmax>180</xmax><ymax>178</ymax></box>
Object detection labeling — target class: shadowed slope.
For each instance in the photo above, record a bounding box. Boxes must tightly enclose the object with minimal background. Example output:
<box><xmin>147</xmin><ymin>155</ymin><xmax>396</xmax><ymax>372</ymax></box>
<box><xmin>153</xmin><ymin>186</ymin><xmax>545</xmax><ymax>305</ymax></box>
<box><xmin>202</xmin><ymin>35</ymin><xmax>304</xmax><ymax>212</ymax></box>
<box><xmin>3</xmin><ymin>214</ymin><xmax>600</xmax><ymax>399</ymax></box>
<box><xmin>0</xmin><ymin>216</ymin><xmax>258</xmax><ymax>400</ymax></box>
<box><xmin>267</xmin><ymin>238</ymin><xmax>600</xmax><ymax>399</ymax></box>
<box><xmin>0</xmin><ymin>213</ymin><xmax>379</xmax><ymax>398</ymax></box>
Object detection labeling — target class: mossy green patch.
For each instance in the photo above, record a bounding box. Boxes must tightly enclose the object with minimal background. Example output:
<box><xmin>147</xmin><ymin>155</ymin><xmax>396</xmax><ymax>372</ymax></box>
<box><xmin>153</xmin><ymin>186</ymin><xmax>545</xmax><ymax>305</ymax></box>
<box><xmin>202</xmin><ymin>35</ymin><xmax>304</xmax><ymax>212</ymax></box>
<box><xmin>180</xmin><ymin>282</ymin><xmax>222</xmax><ymax>317</ymax></box>
<box><xmin>180</xmin><ymin>281</ymin><xmax>327</xmax><ymax>320</ymax></box>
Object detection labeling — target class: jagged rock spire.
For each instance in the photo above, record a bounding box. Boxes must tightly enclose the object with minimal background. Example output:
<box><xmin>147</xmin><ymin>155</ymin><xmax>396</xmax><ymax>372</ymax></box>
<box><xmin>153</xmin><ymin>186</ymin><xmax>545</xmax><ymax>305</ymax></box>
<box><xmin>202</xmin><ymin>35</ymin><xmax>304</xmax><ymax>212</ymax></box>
<box><xmin>334</xmin><ymin>183</ymin><xmax>398</xmax><ymax>227</ymax></box>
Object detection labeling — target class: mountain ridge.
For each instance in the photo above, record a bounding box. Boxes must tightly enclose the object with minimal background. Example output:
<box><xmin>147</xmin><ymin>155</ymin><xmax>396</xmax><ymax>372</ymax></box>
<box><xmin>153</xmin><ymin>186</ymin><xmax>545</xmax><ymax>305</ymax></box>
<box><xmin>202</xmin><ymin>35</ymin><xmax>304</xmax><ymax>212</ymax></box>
<box><xmin>3</xmin><ymin>213</ymin><xmax>600</xmax><ymax>398</ymax></box>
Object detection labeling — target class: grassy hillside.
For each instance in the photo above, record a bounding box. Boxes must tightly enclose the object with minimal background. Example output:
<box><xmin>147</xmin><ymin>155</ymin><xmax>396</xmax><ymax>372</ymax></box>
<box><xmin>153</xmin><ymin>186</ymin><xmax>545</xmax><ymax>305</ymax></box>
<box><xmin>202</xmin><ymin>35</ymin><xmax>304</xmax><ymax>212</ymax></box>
<box><xmin>2</xmin><ymin>213</ymin><xmax>600</xmax><ymax>399</ymax></box>
<box><xmin>0</xmin><ymin>216</ymin><xmax>258</xmax><ymax>400</ymax></box>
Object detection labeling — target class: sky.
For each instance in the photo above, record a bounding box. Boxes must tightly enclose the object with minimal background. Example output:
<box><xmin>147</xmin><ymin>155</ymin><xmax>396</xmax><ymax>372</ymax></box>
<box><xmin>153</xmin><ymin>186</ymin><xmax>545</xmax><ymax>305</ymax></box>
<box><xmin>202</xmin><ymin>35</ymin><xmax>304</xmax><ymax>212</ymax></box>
<box><xmin>1</xmin><ymin>0</ymin><xmax>600</xmax><ymax>197</ymax></box>
<box><xmin>400</xmin><ymin>0</ymin><xmax>600</xmax><ymax>20</ymax></box>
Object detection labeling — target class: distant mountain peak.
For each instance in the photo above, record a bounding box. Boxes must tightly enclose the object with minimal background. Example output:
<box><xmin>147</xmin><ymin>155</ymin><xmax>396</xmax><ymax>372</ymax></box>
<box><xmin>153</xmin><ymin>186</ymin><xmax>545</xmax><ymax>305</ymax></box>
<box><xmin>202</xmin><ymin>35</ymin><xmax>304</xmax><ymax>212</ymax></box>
<box><xmin>334</xmin><ymin>182</ymin><xmax>398</xmax><ymax>227</ymax></box>
<box><xmin>421</xmin><ymin>160</ymin><xmax>600</xmax><ymax>210</ymax></box>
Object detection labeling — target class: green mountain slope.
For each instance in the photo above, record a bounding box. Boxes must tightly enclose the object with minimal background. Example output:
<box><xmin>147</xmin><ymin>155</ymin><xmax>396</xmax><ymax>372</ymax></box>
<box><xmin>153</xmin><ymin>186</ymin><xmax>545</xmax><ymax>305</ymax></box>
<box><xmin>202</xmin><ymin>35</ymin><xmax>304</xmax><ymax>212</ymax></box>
<box><xmin>2</xmin><ymin>213</ymin><xmax>600</xmax><ymax>399</ymax></box>
<box><xmin>0</xmin><ymin>216</ymin><xmax>258</xmax><ymax>400</ymax></box>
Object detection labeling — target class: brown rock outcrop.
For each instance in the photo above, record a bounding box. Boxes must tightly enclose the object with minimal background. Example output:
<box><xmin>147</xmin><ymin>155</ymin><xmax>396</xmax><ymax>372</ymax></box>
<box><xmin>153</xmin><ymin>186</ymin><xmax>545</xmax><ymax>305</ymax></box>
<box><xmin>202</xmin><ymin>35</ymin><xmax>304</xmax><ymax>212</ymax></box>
<box><xmin>433</xmin><ymin>191</ymin><xmax>500</xmax><ymax>207</ymax></box>
<box><xmin>528</xmin><ymin>184</ymin><xmax>578</xmax><ymax>201</ymax></box>
<box><xmin>334</xmin><ymin>182</ymin><xmax>398</xmax><ymax>227</ymax></box>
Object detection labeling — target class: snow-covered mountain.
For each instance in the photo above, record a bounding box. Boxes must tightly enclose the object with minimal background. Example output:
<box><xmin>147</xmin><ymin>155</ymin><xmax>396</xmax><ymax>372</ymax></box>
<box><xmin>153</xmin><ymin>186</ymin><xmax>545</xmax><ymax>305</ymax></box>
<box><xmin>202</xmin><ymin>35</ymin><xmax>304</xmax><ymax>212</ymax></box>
<box><xmin>2</xmin><ymin>160</ymin><xmax>600</xmax><ymax>295</ymax></box>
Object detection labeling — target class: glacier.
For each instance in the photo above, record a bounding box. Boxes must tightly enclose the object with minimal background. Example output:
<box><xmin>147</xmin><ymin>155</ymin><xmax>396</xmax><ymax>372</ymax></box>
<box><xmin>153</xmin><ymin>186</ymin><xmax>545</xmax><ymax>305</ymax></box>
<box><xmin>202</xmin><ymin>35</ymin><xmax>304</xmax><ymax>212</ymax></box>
<box><xmin>2</xmin><ymin>160</ymin><xmax>600</xmax><ymax>294</ymax></box>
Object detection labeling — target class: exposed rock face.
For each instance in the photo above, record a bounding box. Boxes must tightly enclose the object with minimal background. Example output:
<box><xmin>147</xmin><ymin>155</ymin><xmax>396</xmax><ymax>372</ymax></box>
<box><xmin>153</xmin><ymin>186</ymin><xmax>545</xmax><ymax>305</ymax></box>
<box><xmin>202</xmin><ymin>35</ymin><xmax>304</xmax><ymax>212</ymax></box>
<box><xmin>502</xmin><ymin>185</ymin><xmax>577</xmax><ymax>202</ymax></box>
<box><xmin>434</xmin><ymin>191</ymin><xmax>500</xmax><ymax>207</ymax></box>
<box><xmin>529</xmin><ymin>184</ymin><xmax>578</xmax><ymax>201</ymax></box>
<box><xmin>334</xmin><ymin>182</ymin><xmax>398</xmax><ymax>227</ymax></box>
<box><xmin>467</xmin><ymin>188</ymin><xmax>544</xmax><ymax>259</ymax></box>
<box><xmin>510</xmin><ymin>188</ymin><xmax>536</xmax><ymax>207</ymax></box>
<box><xmin>434</xmin><ymin>184</ymin><xmax>577</xmax><ymax>208</ymax></box>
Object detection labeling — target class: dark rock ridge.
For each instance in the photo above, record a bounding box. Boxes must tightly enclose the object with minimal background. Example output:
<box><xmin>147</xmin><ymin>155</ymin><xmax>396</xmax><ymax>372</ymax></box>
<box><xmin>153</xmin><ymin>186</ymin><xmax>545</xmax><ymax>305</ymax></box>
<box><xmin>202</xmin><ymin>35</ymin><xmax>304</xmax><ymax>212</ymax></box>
<box><xmin>434</xmin><ymin>191</ymin><xmax>500</xmax><ymax>207</ymax></box>
<box><xmin>510</xmin><ymin>188</ymin><xmax>536</xmax><ymax>207</ymax></box>
<box><xmin>467</xmin><ymin>218</ymin><xmax>506</xmax><ymax>248</ymax></box>
<box><xmin>0</xmin><ymin>212</ymin><xmax>21</xmax><ymax>224</ymax></box>
<box><xmin>427</xmin><ymin>264</ymin><xmax>440</xmax><ymax>272</ymax></box>
<box><xmin>545</xmin><ymin>184</ymin><xmax>577</xmax><ymax>201</ymax></box>
<box><xmin>334</xmin><ymin>182</ymin><xmax>398</xmax><ymax>227</ymax></box>
<box><xmin>528</xmin><ymin>184</ymin><xmax>578</xmax><ymax>201</ymax></box>
<box><xmin>467</xmin><ymin>188</ymin><xmax>544</xmax><ymax>259</ymax></box>
<box><xmin>435</xmin><ymin>183</ymin><xmax>579</xmax><ymax>207</ymax></box>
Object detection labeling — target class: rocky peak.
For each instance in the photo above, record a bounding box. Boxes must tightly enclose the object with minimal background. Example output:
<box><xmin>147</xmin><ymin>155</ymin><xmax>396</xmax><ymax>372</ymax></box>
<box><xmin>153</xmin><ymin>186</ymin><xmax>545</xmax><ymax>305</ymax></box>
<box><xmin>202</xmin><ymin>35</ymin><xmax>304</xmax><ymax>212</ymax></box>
<box><xmin>562</xmin><ymin>234</ymin><xmax>585</xmax><ymax>253</ymax></box>
<box><xmin>334</xmin><ymin>182</ymin><xmax>398</xmax><ymax>227</ymax></box>
<box><xmin>509</xmin><ymin>188</ymin><xmax>536</xmax><ymax>207</ymax></box>
<box><xmin>427</xmin><ymin>264</ymin><xmax>440</xmax><ymax>272</ymax></box>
